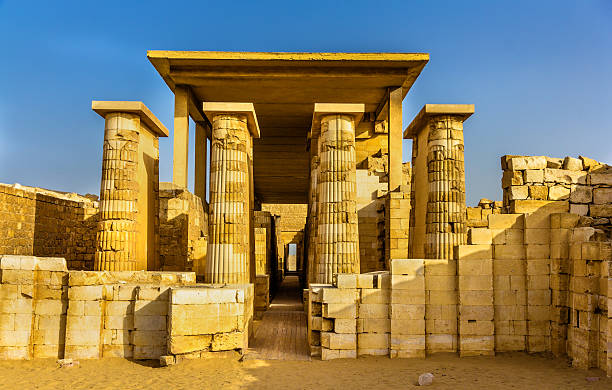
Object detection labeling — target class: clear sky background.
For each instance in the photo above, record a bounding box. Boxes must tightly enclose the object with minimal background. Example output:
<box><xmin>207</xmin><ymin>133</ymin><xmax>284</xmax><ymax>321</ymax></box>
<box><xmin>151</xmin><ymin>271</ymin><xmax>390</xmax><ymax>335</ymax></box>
<box><xmin>0</xmin><ymin>0</ymin><xmax>610</xmax><ymax>205</ymax></box>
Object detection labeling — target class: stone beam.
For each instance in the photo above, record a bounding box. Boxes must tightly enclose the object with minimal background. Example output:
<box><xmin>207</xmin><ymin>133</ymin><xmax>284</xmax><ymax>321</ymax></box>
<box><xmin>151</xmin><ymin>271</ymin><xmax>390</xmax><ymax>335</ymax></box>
<box><xmin>173</xmin><ymin>85</ymin><xmax>190</xmax><ymax>188</ymax></box>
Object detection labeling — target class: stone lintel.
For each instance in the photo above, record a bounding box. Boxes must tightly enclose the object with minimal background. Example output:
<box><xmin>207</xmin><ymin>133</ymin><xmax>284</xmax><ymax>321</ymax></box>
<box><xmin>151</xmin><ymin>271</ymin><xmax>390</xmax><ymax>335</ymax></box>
<box><xmin>403</xmin><ymin>104</ymin><xmax>474</xmax><ymax>139</ymax></box>
<box><xmin>91</xmin><ymin>100</ymin><xmax>169</xmax><ymax>137</ymax></box>
<box><xmin>202</xmin><ymin>102</ymin><xmax>260</xmax><ymax>138</ymax></box>
<box><xmin>310</xmin><ymin>103</ymin><xmax>365</xmax><ymax>137</ymax></box>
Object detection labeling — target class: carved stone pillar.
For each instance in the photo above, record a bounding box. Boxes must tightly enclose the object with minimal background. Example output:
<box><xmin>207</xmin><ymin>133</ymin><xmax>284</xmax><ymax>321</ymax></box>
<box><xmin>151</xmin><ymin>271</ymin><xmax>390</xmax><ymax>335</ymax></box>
<box><xmin>404</xmin><ymin>104</ymin><xmax>473</xmax><ymax>259</ymax></box>
<box><xmin>96</xmin><ymin>112</ymin><xmax>139</xmax><ymax>271</ymax></box>
<box><xmin>425</xmin><ymin>115</ymin><xmax>467</xmax><ymax>259</ymax></box>
<box><xmin>203</xmin><ymin>103</ymin><xmax>260</xmax><ymax>284</ymax></box>
<box><xmin>93</xmin><ymin>101</ymin><xmax>168</xmax><ymax>271</ymax></box>
<box><xmin>314</xmin><ymin>114</ymin><xmax>360</xmax><ymax>283</ymax></box>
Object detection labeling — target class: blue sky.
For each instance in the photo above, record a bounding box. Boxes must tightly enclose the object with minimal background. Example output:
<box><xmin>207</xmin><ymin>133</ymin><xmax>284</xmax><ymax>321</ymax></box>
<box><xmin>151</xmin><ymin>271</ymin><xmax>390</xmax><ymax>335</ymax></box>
<box><xmin>0</xmin><ymin>0</ymin><xmax>610</xmax><ymax>205</ymax></box>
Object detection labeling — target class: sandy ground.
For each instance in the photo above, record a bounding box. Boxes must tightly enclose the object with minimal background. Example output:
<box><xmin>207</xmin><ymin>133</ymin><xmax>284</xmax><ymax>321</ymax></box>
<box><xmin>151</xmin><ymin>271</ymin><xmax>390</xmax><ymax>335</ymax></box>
<box><xmin>0</xmin><ymin>353</ymin><xmax>609</xmax><ymax>390</ymax></box>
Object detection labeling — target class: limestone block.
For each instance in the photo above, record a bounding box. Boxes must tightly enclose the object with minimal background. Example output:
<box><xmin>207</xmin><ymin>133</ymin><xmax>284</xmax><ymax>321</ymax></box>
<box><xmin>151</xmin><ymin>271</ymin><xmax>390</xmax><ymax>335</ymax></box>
<box><xmin>488</xmin><ymin>214</ymin><xmax>524</xmax><ymax>229</ymax></box>
<box><xmin>104</xmin><ymin>315</ymin><xmax>133</xmax><ymax>330</ymax></box>
<box><xmin>321</xmin><ymin>348</ymin><xmax>356</xmax><ymax>360</ymax></box>
<box><xmin>459</xmin><ymin>305</ymin><xmax>493</xmax><ymax>321</ymax></box>
<box><xmin>65</xmin><ymin>345</ymin><xmax>99</xmax><ymax>359</ymax></box>
<box><xmin>357</xmin><ymin>274</ymin><xmax>375</xmax><ymax>289</ymax></box>
<box><xmin>523</xmin><ymin>169</ymin><xmax>544</xmax><ymax>183</ymax></box>
<box><xmin>459</xmin><ymin>290</ymin><xmax>494</xmax><ymax>305</ymax></box>
<box><xmin>593</xmin><ymin>188</ymin><xmax>612</xmax><ymax>205</ymax></box>
<box><xmin>357</xmin><ymin>348</ymin><xmax>389</xmax><ymax>356</ymax></box>
<box><xmin>508</xmin><ymin>186</ymin><xmax>528</xmax><ymax>200</ymax></box>
<box><xmin>543</xmin><ymin>169</ymin><xmax>587</xmax><ymax>185</ymax></box>
<box><xmin>334</xmin><ymin>318</ymin><xmax>356</xmax><ymax>333</ymax></box>
<box><xmin>169</xmin><ymin>335</ymin><xmax>212</xmax><ymax>354</ymax></box>
<box><xmin>68</xmin><ymin>286</ymin><xmax>105</xmax><ymax>301</ymax></box>
<box><xmin>546</xmin><ymin>157</ymin><xmax>563</xmax><ymax>169</ymax></box>
<box><xmin>528</xmin><ymin>186</ymin><xmax>548</xmax><ymax>200</ymax></box>
<box><xmin>1</xmin><ymin>270</ymin><xmax>34</xmax><ymax>285</ymax></box>
<box><xmin>391</xmin><ymin>275</ymin><xmax>425</xmax><ymax>291</ymax></box>
<box><xmin>391</xmin><ymin>319</ymin><xmax>425</xmax><ymax>334</ymax></box>
<box><xmin>132</xmin><ymin>330</ymin><xmax>166</xmax><ymax>346</ymax></box>
<box><xmin>106</xmin><ymin>301</ymin><xmax>133</xmax><ymax>316</ymax></box>
<box><xmin>391</xmin><ymin>289</ymin><xmax>426</xmax><ymax>305</ymax></box>
<box><xmin>459</xmin><ymin>336</ymin><xmax>494</xmax><ymax>356</ymax></box>
<box><xmin>34</xmin><ymin>300</ymin><xmax>67</xmax><ymax>315</ymax></box>
<box><xmin>360</xmin><ymin>288</ymin><xmax>390</xmax><ymax>304</ymax></box>
<box><xmin>321</xmin><ymin>332</ymin><xmax>356</xmax><ymax>350</ymax></box>
<box><xmin>0</xmin><ymin>255</ymin><xmax>37</xmax><ymax>270</ymax></box>
<box><xmin>358</xmin><ymin>333</ymin><xmax>389</xmax><ymax>349</ymax></box>
<box><xmin>502</xmin><ymin>170</ymin><xmax>523</xmax><ymax>188</ymax></box>
<box><xmin>548</xmin><ymin>186</ymin><xmax>570</xmax><ymax>201</ymax></box>
<box><xmin>357</xmin><ymin>318</ymin><xmax>390</xmax><ymax>334</ymax></box>
<box><xmin>390</xmin><ymin>334</ymin><xmax>425</xmax><ymax>353</ymax></box>
<box><xmin>569</xmin><ymin>185</ymin><xmax>592</xmax><ymax>204</ymax></box>
<box><xmin>495</xmin><ymin>335</ymin><xmax>525</xmax><ymax>351</ymax></box>
<box><xmin>468</xmin><ymin>228</ymin><xmax>492</xmax><ymax>245</ymax></box>
<box><xmin>510</xmin><ymin>200</ymin><xmax>569</xmax><ymax>216</ymax></box>
<box><xmin>389</xmin><ymin>304</ymin><xmax>425</xmax><ymax>320</ymax></box>
<box><xmin>455</xmin><ymin>245</ymin><xmax>492</xmax><ymax>260</ymax></box>
<box><xmin>590</xmin><ymin>205</ymin><xmax>612</xmax><ymax>218</ymax></box>
<box><xmin>524</xmin><ymin>229</ymin><xmax>550</xmax><ymax>245</ymax></box>
<box><xmin>508</xmin><ymin>156</ymin><xmax>547</xmax><ymax>170</ymax></box>
<box><xmin>391</xmin><ymin>259</ymin><xmax>424</xmax><ymax>275</ymax></box>
<box><xmin>494</xmin><ymin>245</ymin><xmax>526</xmax><ymax>260</ymax></box>
<box><xmin>134</xmin><ymin>315</ymin><xmax>166</xmax><ymax>331</ymax></box>
<box><xmin>134</xmin><ymin>301</ymin><xmax>167</xmax><ymax>316</ymax></box>
<box><xmin>333</xmin><ymin>274</ymin><xmax>357</xmax><ymax>289</ymax></box>
<box><xmin>171</xmin><ymin>287</ymin><xmax>242</xmax><ymax>305</ymax></box>
<box><xmin>590</xmin><ymin>172</ymin><xmax>612</xmax><ymax>186</ymax></box>
<box><xmin>526</xmin><ymin>244</ymin><xmax>550</xmax><ymax>260</ymax></box>
<box><xmin>321</xmin><ymin>288</ymin><xmax>358</xmax><ymax>304</ymax></box>
<box><xmin>138</xmin><ymin>286</ymin><xmax>171</xmax><ymax>301</ymax></box>
<box><xmin>102</xmin><ymin>345</ymin><xmax>133</xmax><ymax>358</ymax></box>
<box><xmin>459</xmin><ymin>320</ymin><xmax>494</xmax><ymax>335</ymax></box>
<box><xmin>458</xmin><ymin>259</ymin><xmax>492</xmax><ymax>276</ymax></box>
<box><xmin>0</xmin><ymin>330</ymin><xmax>30</xmax><ymax>347</ymax></box>
<box><xmin>359</xmin><ymin>304</ymin><xmax>388</xmax><ymax>319</ymax></box>
<box><xmin>322</xmin><ymin>303</ymin><xmax>357</xmax><ymax>319</ymax></box>
<box><xmin>563</xmin><ymin>157</ymin><xmax>583</xmax><ymax>171</ymax></box>
<box><xmin>133</xmin><ymin>345</ymin><xmax>166</xmax><ymax>359</ymax></box>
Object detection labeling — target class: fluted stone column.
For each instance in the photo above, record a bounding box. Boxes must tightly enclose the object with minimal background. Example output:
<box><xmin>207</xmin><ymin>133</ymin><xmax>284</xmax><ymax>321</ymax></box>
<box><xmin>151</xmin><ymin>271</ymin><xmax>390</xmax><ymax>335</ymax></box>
<box><xmin>205</xmin><ymin>114</ymin><xmax>251</xmax><ymax>284</ymax></box>
<box><xmin>307</xmin><ymin>150</ymin><xmax>319</xmax><ymax>285</ymax></box>
<box><xmin>314</xmin><ymin>114</ymin><xmax>360</xmax><ymax>283</ymax></box>
<box><xmin>95</xmin><ymin>113</ymin><xmax>139</xmax><ymax>271</ymax></box>
<box><xmin>425</xmin><ymin>115</ymin><xmax>467</xmax><ymax>259</ymax></box>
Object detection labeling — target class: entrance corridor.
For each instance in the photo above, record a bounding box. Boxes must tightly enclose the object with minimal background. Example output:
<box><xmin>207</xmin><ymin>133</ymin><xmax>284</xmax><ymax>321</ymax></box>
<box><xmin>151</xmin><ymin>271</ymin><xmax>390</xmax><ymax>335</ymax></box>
<box><xmin>246</xmin><ymin>276</ymin><xmax>310</xmax><ymax>361</ymax></box>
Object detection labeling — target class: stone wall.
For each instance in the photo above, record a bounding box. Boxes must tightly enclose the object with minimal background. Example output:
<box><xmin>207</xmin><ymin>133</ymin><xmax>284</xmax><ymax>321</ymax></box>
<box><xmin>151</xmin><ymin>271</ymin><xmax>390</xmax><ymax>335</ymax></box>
<box><xmin>0</xmin><ymin>255</ymin><xmax>254</xmax><ymax>361</ymax></box>
<box><xmin>159</xmin><ymin>183</ymin><xmax>207</xmax><ymax>276</ymax></box>
<box><xmin>0</xmin><ymin>183</ymin><xmax>98</xmax><ymax>270</ymax></box>
<box><xmin>501</xmin><ymin>155</ymin><xmax>612</xmax><ymax>221</ymax></box>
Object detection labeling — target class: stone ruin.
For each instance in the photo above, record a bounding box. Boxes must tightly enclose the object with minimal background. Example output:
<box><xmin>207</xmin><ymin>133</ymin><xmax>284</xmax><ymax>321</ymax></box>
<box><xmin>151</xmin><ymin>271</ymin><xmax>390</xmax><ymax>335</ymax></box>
<box><xmin>0</xmin><ymin>51</ymin><xmax>610</xmax><ymax>375</ymax></box>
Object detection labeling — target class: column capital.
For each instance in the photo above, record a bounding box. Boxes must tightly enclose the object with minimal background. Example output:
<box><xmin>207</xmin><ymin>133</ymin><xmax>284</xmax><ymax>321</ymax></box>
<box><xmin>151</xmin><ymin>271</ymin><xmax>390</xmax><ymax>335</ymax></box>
<box><xmin>202</xmin><ymin>102</ymin><xmax>260</xmax><ymax>138</ymax></box>
<box><xmin>403</xmin><ymin>104</ymin><xmax>474</xmax><ymax>139</ymax></box>
<box><xmin>92</xmin><ymin>101</ymin><xmax>169</xmax><ymax>137</ymax></box>
<box><xmin>310</xmin><ymin>103</ymin><xmax>364</xmax><ymax>137</ymax></box>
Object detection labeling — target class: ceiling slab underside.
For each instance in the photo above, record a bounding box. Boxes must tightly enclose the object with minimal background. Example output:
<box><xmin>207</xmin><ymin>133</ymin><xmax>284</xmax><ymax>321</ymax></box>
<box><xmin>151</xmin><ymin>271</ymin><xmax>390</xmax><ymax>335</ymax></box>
<box><xmin>148</xmin><ymin>52</ymin><xmax>429</xmax><ymax>204</ymax></box>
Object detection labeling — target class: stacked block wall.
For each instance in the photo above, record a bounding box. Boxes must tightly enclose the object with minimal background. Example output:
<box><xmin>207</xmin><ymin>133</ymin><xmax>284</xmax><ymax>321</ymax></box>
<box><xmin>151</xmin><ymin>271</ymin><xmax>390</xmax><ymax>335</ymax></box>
<box><xmin>501</xmin><ymin>155</ymin><xmax>612</xmax><ymax>221</ymax></box>
<box><xmin>0</xmin><ymin>183</ymin><xmax>98</xmax><ymax>270</ymax></box>
<box><xmin>385</xmin><ymin>190</ymin><xmax>411</xmax><ymax>267</ymax></box>
<box><xmin>159</xmin><ymin>183</ymin><xmax>207</xmax><ymax>274</ymax></box>
<box><xmin>0</xmin><ymin>255</ymin><xmax>254</xmax><ymax>361</ymax></box>
<box><xmin>167</xmin><ymin>284</ymin><xmax>253</xmax><ymax>358</ymax></box>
